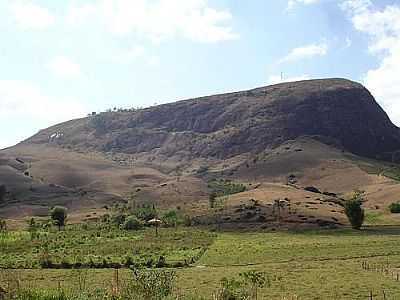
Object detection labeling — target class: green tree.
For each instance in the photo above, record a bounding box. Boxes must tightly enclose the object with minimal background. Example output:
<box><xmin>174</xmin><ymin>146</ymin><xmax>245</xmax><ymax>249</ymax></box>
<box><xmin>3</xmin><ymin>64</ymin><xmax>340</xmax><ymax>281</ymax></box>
<box><xmin>123</xmin><ymin>216</ymin><xmax>143</xmax><ymax>230</ymax></box>
<box><xmin>50</xmin><ymin>206</ymin><xmax>68</xmax><ymax>230</ymax></box>
<box><xmin>162</xmin><ymin>210</ymin><xmax>180</xmax><ymax>227</ymax></box>
<box><xmin>134</xmin><ymin>204</ymin><xmax>157</xmax><ymax>221</ymax></box>
<box><xmin>344</xmin><ymin>191</ymin><xmax>365</xmax><ymax>230</ymax></box>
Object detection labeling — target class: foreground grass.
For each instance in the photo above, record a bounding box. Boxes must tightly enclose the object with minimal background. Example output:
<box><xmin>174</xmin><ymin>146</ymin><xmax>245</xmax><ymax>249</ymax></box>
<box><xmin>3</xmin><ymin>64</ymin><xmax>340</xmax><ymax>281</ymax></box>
<box><xmin>2</xmin><ymin>227</ymin><xmax>400</xmax><ymax>299</ymax></box>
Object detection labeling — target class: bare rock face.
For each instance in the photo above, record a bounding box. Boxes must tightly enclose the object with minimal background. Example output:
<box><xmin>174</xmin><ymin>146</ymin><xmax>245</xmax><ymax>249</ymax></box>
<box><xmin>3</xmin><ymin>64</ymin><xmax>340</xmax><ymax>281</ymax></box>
<box><xmin>22</xmin><ymin>78</ymin><xmax>400</xmax><ymax>161</ymax></box>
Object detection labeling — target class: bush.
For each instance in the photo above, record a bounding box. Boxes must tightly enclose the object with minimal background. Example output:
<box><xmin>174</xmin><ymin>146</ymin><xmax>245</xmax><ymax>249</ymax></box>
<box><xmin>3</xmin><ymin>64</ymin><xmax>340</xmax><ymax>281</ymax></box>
<box><xmin>389</xmin><ymin>202</ymin><xmax>400</xmax><ymax>213</ymax></box>
<box><xmin>50</xmin><ymin>206</ymin><xmax>68</xmax><ymax>230</ymax></box>
<box><xmin>215</xmin><ymin>277</ymin><xmax>248</xmax><ymax>300</ymax></box>
<box><xmin>0</xmin><ymin>218</ymin><xmax>6</xmax><ymax>231</ymax></box>
<box><xmin>162</xmin><ymin>210</ymin><xmax>180</xmax><ymax>227</ymax></box>
<box><xmin>124</xmin><ymin>269</ymin><xmax>176</xmax><ymax>299</ymax></box>
<box><xmin>155</xmin><ymin>256</ymin><xmax>167</xmax><ymax>268</ymax></box>
<box><xmin>214</xmin><ymin>271</ymin><xmax>268</xmax><ymax>300</ymax></box>
<box><xmin>344</xmin><ymin>191</ymin><xmax>365</xmax><ymax>230</ymax></box>
<box><xmin>134</xmin><ymin>204</ymin><xmax>157</xmax><ymax>222</ymax></box>
<box><xmin>122</xmin><ymin>216</ymin><xmax>142</xmax><ymax>230</ymax></box>
<box><xmin>124</xmin><ymin>256</ymin><xmax>135</xmax><ymax>267</ymax></box>
<box><xmin>111</xmin><ymin>213</ymin><xmax>126</xmax><ymax>226</ymax></box>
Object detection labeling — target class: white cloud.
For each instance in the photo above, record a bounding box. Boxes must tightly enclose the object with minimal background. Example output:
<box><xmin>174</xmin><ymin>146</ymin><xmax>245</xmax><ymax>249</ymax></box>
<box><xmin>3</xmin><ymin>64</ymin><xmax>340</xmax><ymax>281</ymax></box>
<box><xmin>0</xmin><ymin>80</ymin><xmax>86</xmax><ymax>148</ymax></box>
<box><xmin>46</xmin><ymin>56</ymin><xmax>81</xmax><ymax>79</ymax></box>
<box><xmin>341</xmin><ymin>1</ymin><xmax>400</xmax><ymax>124</ymax></box>
<box><xmin>10</xmin><ymin>1</ymin><xmax>55</xmax><ymax>30</ymax></box>
<box><xmin>345</xmin><ymin>37</ymin><xmax>352</xmax><ymax>48</ymax></box>
<box><xmin>65</xmin><ymin>0</ymin><xmax>238</xmax><ymax>43</ymax></box>
<box><xmin>340</xmin><ymin>0</ymin><xmax>371</xmax><ymax>15</ymax></box>
<box><xmin>279</xmin><ymin>42</ymin><xmax>328</xmax><ymax>64</ymax></box>
<box><xmin>268</xmin><ymin>74</ymin><xmax>311</xmax><ymax>85</ymax></box>
<box><xmin>287</xmin><ymin>0</ymin><xmax>320</xmax><ymax>10</ymax></box>
<box><xmin>0</xmin><ymin>81</ymin><xmax>86</xmax><ymax>123</ymax></box>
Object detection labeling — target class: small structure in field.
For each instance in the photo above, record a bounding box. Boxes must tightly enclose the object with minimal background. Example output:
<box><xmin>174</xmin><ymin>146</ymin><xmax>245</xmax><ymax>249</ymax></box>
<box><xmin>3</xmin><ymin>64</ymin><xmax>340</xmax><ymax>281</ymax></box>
<box><xmin>148</xmin><ymin>218</ymin><xmax>162</xmax><ymax>236</ymax></box>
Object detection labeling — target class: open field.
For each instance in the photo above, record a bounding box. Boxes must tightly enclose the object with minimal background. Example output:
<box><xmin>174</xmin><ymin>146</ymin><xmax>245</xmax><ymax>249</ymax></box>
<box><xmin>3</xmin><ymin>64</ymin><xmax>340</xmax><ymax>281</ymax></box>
<box><xmin>2</xmin><ymin>225</ymin><xmax>400</xmax><ymax>299</ymax></box>
<box><xmin>0</xmin><ymin>226</ymin><xmax>214</xmax><ymax>269</ymax></box>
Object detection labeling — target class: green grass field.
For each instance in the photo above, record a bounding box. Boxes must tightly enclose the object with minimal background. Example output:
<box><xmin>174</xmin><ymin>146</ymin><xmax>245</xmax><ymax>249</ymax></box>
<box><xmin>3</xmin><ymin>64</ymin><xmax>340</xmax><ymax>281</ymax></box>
<box><xmin>0</xmin><ymin>225</ymin><xmax>215</xmax><ymax>269</ymax></box>
<box><xmin>2</xmin><ymin>225</ymin><xmax>400</xmax><ymax>299</ymax></box>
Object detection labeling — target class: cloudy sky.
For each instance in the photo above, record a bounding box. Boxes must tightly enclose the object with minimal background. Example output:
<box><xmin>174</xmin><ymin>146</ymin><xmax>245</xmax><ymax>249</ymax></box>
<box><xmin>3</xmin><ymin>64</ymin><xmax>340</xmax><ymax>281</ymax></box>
<box><xmin>1</xmin><ymin>0</ymin><xmax>399</xmax><ymax>149</ymax></box>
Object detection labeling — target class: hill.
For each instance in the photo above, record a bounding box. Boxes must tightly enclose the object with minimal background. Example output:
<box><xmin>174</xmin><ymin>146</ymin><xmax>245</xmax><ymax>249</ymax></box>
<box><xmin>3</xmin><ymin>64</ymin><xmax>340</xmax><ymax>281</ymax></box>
<box><xmin>2</xmin><ymin>78</ymin><xmax>400</xmax><ymax>228</ymax></box>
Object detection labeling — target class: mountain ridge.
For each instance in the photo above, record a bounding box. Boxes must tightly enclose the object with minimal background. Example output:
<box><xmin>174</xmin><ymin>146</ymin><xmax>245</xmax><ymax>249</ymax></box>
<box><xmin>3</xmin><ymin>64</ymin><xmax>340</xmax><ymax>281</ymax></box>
<box><xmin>21</xmin><ymin>78</ymin><xmax>400</xmax><ymax>161</ymax></box>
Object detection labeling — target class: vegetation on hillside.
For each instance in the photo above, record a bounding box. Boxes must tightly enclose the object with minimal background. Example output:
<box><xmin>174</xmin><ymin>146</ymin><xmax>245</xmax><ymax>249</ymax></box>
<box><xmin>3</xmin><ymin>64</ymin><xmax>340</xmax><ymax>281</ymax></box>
<box><xmin>208</xmin><ymin>179</ymin><xmax>246</xmax><ymax>208</ymax></box>
<box><xmin>344</xmin><ymin>190</ymin><xmax>365</xmax><ymax>230</ymax></box>
<box><xmin>389</xmin><ymin>202</ymin><xmax>400</xmax><ymax>213</ymax></box>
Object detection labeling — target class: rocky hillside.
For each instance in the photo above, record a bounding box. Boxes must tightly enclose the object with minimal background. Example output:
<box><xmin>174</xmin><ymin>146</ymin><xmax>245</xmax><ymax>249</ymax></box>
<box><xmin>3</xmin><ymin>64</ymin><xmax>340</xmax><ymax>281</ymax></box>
<box><xmin>23</xmin><ymin>78</ymin><xmax>400</xmax><ymax>161</ymax></box>
<box><xmin>3</xmin><ymin>78</ymin><xmax>400</xmax><ymax>228</ymax></box>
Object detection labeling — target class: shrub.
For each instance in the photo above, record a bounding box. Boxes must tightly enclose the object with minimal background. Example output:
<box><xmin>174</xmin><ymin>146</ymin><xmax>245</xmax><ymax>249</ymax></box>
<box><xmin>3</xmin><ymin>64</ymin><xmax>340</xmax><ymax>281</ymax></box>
<box><xmin>134</xmin><ymin>204</ymin><xmax>157</xmax><ymax>222</ymax></box>
<box><xmin>100</xmin><ymin>213</ymin><xmax>110</xmax><ymax>223</ymax></box>
<box><xmin>124</xmin><ymin>256</ymin><xmax>135</xmax><ymax>267</ymax></box>
<box><xmin>389</xmin><ymin>202</ymin><xmax>400</xmax><ymax>213</ymax></box>
<box><xmin>215</xmin><ymin>277</ymin><xmax>248</xmax><ymax>300</ymax></box>
<box><xmin>50</xmin><ymin>206</ymin><xmax>68</xmax><ymax>230</ymax></box>
<box><xmin>162</xmin><ymin>210</ymin><xmax>180</xmax><ymax>227</ymax></box>
<box><xmin>155</xmin><ymin>256</ymin><xmax>167</xmax><ymax>268</ymax></box>
<box><xmin>344</xmin><ymin>191</ymin><xmax>365</xmax><ymax>230</ymax></box>
<box><xmin>124</xmin><ymin>269</ymin><xmax>176</xmax><ymax>300</ymax></box>
<box><xmin>214</xmin><ymin>271</ymin><xmax>268</xmax><ymax>300</ymax></box>
<box><xmin>0</xmin><ymin>218</ymin><xmax>6</xmax><ymax>231</ymax></box>
<box><xmin>61</xmin><ymin>257</ymin><xmax>73</xmax><ymax>269</ymax></box>
<box><xmin>122</xmin><ymin>216</ymin><xmax>142</xmax><ymax>230</ymax></box>
<box><xmin>240</xmin><ymin>270</ymin><xmax>269</xmax><ymax>300</ymax></box>
<box><xmin>111</xmin><ymin>213</ymin><xmax>126</xmax><ymax>226</ymax></box>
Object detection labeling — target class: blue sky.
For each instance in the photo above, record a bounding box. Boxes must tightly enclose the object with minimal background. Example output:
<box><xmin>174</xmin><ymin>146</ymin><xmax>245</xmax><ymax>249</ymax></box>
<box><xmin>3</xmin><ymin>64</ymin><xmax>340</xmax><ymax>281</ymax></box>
<box><xmin>1</xmin><ymin>0</ymin><xmax>400</xmax><ymax>149</ymax></box>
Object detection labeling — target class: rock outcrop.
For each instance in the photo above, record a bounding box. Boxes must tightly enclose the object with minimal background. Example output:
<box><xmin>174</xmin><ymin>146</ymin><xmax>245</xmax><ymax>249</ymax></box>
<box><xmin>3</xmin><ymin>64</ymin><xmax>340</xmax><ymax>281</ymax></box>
<box><xmin>21</xmin><ymin>78</ymin><xmax>400</xmax><ymax>161</ymax></box>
